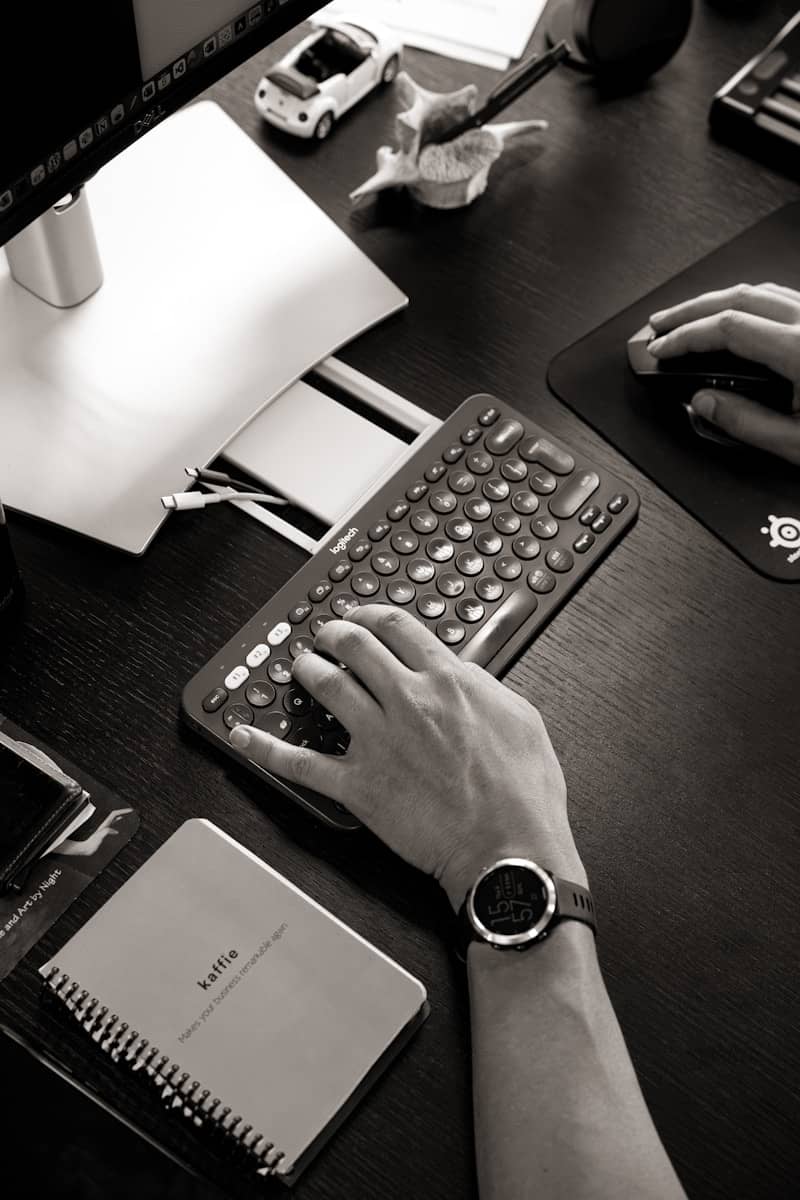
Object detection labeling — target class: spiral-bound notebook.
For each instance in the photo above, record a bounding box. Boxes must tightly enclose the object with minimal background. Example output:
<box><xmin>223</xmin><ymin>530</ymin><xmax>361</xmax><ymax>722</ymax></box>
<box><xmin>39</xmin><ymin>819</ymin><xmax>428</xmax><ymax>1186</ymax></box>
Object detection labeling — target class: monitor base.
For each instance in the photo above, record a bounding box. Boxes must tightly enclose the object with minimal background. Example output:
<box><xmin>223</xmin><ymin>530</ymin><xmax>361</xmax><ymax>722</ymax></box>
<box><xmin>0</xmin><ymin>100</ymin><xmax>406</xmax><ymax>554</ymax></box>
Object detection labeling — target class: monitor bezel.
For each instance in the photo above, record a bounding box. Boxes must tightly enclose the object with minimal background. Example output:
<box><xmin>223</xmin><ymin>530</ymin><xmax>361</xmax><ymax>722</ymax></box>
<box><xmin>0</xmin><ymin>1</ymin><xmax>328</xmax><ymax>249</ymax></box>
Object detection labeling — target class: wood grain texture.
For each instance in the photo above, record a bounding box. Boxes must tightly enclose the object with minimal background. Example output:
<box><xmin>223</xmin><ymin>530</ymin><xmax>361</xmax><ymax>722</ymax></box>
<box><xmin>2</xmin><ymin>3</ymin><xmax>799</xmax><ymax>1198</ymax></box>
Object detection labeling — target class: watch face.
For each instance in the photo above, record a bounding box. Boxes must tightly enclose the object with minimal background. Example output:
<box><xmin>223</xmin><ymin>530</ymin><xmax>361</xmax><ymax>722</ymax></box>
<box><xmin>470</xmin><ymin>860</ymin><xmax>556</xmax><ymax>946</ymax></box>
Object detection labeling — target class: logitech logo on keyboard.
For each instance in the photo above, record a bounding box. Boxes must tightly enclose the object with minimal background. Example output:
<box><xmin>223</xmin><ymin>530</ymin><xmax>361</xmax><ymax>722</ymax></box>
<box><xmin>760</xmin><ymin>514</ymin><xmax>800</xmax><ymax>564</ymax></box>
<box><xmin>329</xmin><ymin>527</ymin><xmax>359</xmax><ymax>554</ymax></box>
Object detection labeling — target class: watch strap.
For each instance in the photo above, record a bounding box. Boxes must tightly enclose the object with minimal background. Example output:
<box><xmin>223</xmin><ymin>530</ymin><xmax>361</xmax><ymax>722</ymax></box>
<box><xmin>552</xmin><ymin>875</ymin><xmax>597</xmax><ymax>932</ymax></box>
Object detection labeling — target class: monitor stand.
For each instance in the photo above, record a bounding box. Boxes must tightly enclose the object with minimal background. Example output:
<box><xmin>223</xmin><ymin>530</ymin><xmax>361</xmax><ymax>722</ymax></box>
<box><xmin>0</xmin><ymin>101</ymin><xmax>407</xmax><ymax>554</ymax></box>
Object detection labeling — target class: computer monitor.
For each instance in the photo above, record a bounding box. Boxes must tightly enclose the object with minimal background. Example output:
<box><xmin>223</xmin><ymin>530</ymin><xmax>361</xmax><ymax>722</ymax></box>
<box><xmin>0</xmin><ymin>3</ymin><xmax>326</xmax><ymax>249</ymax></box>
<box><xmin>0</xmin><ymin>2</ymin><xmax>405</xmax><ymax>554</ymax></box>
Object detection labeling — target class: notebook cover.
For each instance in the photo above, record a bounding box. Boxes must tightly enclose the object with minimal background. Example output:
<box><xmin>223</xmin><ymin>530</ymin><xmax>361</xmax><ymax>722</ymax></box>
<box><xmin>548</xmin><ymin>203</ymin><xmax>800</xmax><ymax>582</ymax></box>
<box><xmin>39</xmin><ymin>818</ymin><xmax>428</xmax><ymax>1183</ymax></box>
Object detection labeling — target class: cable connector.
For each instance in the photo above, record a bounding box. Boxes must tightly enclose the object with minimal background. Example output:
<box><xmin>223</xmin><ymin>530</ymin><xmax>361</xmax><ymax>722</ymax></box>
<box><xmin>161</xmin><ymin>488</ymin><xmax>288</xmax><ymax>512</ymax></box>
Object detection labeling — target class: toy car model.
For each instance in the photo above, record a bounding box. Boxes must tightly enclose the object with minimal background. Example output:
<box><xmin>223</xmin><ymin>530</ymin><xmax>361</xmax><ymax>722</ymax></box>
<box><xmin>254</xmin><ymin>15</ymin><xmax>403</xmax><ymax>140</ymax></box>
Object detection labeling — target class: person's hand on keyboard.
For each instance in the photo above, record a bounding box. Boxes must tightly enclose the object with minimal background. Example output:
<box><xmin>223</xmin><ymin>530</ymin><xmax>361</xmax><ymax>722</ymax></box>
<box><xmin>647</xmin><ymin>282</ymin><xmax>800</xmax><ymax>464</ymax></box>
<box><xmin>230</xmin><ymin>604</ymin><xmax>585</xmax><ymax>909</ymax></box>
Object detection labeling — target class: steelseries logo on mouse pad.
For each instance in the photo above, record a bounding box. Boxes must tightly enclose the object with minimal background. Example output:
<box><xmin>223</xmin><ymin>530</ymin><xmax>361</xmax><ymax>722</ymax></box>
<box><xmin>760</xmin><ymin>515</ymin><xmax>800</xmax><ymax>564</ymax></box>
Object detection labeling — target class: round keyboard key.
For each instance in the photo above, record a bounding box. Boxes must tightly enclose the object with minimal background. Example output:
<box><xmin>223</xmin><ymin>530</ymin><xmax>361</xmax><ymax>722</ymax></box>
<box><xmin>289</xmin><ymin>600</ymin><xmax>313</xmax><ymax>624</ymax></box>
<box><xmin>579</xmin><ymin>505</ymin><xmax>602</xmax><ymax>526</ymax></box>
<box><xmin>427</xmin><ymin>537</ymin><xmax>454</xmax><ymax>562</ymax></box>
<box><xmin>259</xmin><ymin>711</ymin><xmax>293</xmax><ymax>739</ymax></box>
<box><xmin>430</xmin><ymin>490</ymin><xmax>457</xmax><ymax>514</ymax></box>
<box><xmin>387</xmin><ymin>500</ymin><xmax>409</xmax><ymax>521</ymax></box>
<box><xmin>268</xmin><ymin>658</ymin><xmax>293</xmax><ymax>685</ymax></box>
<box><xmin>445</xmin><ymin>517</ymin><xmax>473</xmax><ymax>542</ymax></box>
<box><xmin>483</xmin><ymin>477</ymin><xmax>510</xmax><ymax>502</ymax></box>
<box><xmin>475</xmin><ymin>530</ymin><xmax>502</xmax><ymax>555</ymax></box>
<box><xmin>456</xmin><ymin>550</ymin><xmax>483</xmax><ymax>576</ymax></box>
<box><xmin>448</xmin><ymin>470</ymin><xmax>475</xmax><ymax>494</ymax></box>
<box><xmin>437</xmin><ymin>572</ymin><xmax>465</xmax><ymax>598</ymax></box>
<box><xmin>308</xmin><ymin>580</ymin><xmax>333</xmax><ymax>603</ymax></box>
<box><xmin>494</xmin><ymin>555</ymin><xmax>522</xmax><ymax>580</ymax></box>
<box><xmin>224</xmin><ymin>702</ymin><xmax>254</xmax><ymax>729</ymax></box>
<box><xmin>608</xmin><ymin>493</ymin><xmax>629</xmax><ymax>514</ymax></box>
<box><xmin>455</xmin><ymin>597</ymin><xmax>485</xmax><ymax>623</ymax></box>
<box><xmin>245</xmin><ymin>682</ymin><xmax>276</xmax><ymax>707</ymax></box>
<box><xmin>406</xmin><ymin>480</ymin><xmax>429</xmax><ymax>502</ymax></box>
<box><xmin>267</xmin><ymin>621</ymin><xmax>291</xmax><ymax>647</ymax></box>
<box><xmin>464</xmin><ymin>497</ymin><xmax>492</xmax><ymax>521</ymax></box>
<box><xmin>511</xmin><ymin>489</ymin><xmax>539</xmax><ymax>514</ymax></box>
<box><xmin>494</xmin><ymin>510</ymin><xmax>521</xmax><ymax>534</ymax></box>
<box><xmin>417</xmin><ymin>593</ymin><xmax>446</xmax><ymax>619</ymax></box>
<box><xmin>202</xmin><ymin>686</ymin><xmax>228</xmax><ymax>713</ymax></box>
<box><xmin>328</xmin><ymin>560</ymin><xmax>352</xmax><ymax>583</ymax></box>
<box><xmin>391</xmin><ymin>529</ymin><xmax>419</xmax><ymax>555</ymax></box>
<box><xmin>411</xmin><ymin>510</ymin><xmax>438</xmax><ymax>534</ymax></box>
<box><xmin>372</xmin><ymin>551</ymin><xmax>399</xmax><ymax>575</ymax></box>
<box><xmin>310</xmin><ymin>614</ymin><xmax>334</xmax><ymax>635</ymax></box>
<box><xmin>460</xmin><ymin>424</ymin><xmax>482</xmax><ymax>445</ymax></box>
<box><xmin>476</xmin><ymin>576</ymin><xmax>504</xmax><ymax>602</ymax></box>
<box><xmin>331</xmin><ymin>593</ymin><xmax>359</xmax><ymax>617</ymax></box>
<box><xmin>527</xmin><ymin>567</ymin><xmax>557</xmax><ymax>594</ymax></box>
<box><xmin>407</xmin><ymin>558</ymin><xmax>435</xmax><ymax>583</ymax></box>
<box><xmin>529</xmin><ymin>469</ymin><xmax>557</xmax><ymax>495</ymax></box>
<box><xmin>352</xmin><ymin>571</ymin><xmax>380</xmax><ymax>596</ymax></box>
<box><xmin>287</xmin><ymin>726</ymin><xmax>323</xmax><ymax>751</ymax></box>
<box><xmin>437</xmin><ymin>618</ymin><xmax>466</xmax><ymax>645</ymax></box>
<box><xmin>546</xmin><ymin>547</ymin><xmax>574</xmax><ymax>573</ymax></box>
<box><xmin>288</xmin><ymin>637</ymin><xmax>314</xmax><ymax>658</ymax></box>
<box><xmin>466</xmin><ymin>450</ymin><xmax>493</xmax><ymax>475</ymax></box>
<box><xmin>348</xmin><ymin>538</ymin><xmax>371</xmax><ymax>562</ymax></box>
<box><xmin>424</xmin><ymin>461</ymin><xmax>448</xmax><ymax>483</ymax></box>
<box><xmin>512</xmin><ymin>535</ymin><xmax>540</xmax><ymax>560</ymax></box>
<box><xmin>322</xmin><ymin>730</ymin><xmax>351</xmax><ymax>756</ymax></box>
<box><xmin>246</xmin><ymin>643</ymin><xmax>270</xmax><ymax>668</ymax></box>
<box><xmin>477</xmin><ymin>405</ymin><xmax>500</xmax><ymax>426</ymax></box>
<box><xmin>501</xmin><ymin>458</ymin><xmax>527</xmax><ymax>482</ymax></box>
<box><xmin>573</xmin><ymin>531</ymin><xmax>595</xmax><ymax>554</ymax></box>
<box><xmin>312</xmin><ymin>707</ymin><xmax>340</xmax><ymax>731</ymax></box>
<box><xmin>283</xmin><ymin>686</ymin><xmax>313</xmax><ymax>716</ymax></box>
<box><xmin>442</xmin><ymin>443</ymin><xmax>465</xmax><ymax>463</ymax></box>
<box><xmin>592</xmin><ymin>512</ymin><xmax>612</xmax><ymax>533</ymax></box>
<box><xmin>224</xmin><ymin>664</ymin><xmax>249</xmax><ymax>691</ymax></box>
<box><xmin>387</xmin><ymin>579</ymin><xmax>415</xmax><ymax>605</ymax></box>
<box><xmin>368</xmin><ymin>520</ymin><xmax>391</xmax><ymax>542</ymax></box>
<box><xmin>531</xmin><ymin>515</ymin><xmax>559</xmax><ymax>539</ymax></box>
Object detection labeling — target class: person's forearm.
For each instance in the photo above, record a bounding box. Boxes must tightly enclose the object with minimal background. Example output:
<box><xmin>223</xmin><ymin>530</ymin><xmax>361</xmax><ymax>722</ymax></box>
<box><xmin>468</xmin><ymin>922</ymin><xmax>687</xmax><ymax>1200</ymax></box>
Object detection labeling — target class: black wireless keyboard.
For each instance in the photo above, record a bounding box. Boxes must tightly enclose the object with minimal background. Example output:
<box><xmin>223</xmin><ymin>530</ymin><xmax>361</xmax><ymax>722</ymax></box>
<box><xmin>182</xmin><ymin>393</ymin><xmax>639</xmax><ymax>829</ymax></box>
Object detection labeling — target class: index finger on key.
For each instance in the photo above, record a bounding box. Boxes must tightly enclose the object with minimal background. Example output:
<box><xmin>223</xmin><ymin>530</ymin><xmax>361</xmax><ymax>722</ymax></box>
<box><xmin>649</xmin><ymin>284</ymin><xmax>800</xmax><ymax>335</ymax></box>
<box><xmin>229</xmin><ymin>725</ymin><xmax>348</xmax><ymax>801</ymax></box>
<box><xmin>346</xmin><ymin>604</ymin><xmax>455</xmax><ymax>674</ymax></box>
<box><xmin>648</xmin><ymin>310</ymin><xmax>798</xmax><ymax>379</ymax></box>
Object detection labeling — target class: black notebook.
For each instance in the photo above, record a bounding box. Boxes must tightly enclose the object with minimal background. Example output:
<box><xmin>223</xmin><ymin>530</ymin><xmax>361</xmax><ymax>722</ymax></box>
<box><xmin>40</xmin><ymin>819</ymin><xmax>429</xmax><ymax>1186</ymax></box>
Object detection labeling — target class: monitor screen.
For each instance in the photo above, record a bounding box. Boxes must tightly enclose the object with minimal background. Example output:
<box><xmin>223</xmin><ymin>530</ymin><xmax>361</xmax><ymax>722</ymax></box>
<box><xmin>0</xmin><ymin>1</ymin><xmax>327</xmax><ymax>247</ymax></box>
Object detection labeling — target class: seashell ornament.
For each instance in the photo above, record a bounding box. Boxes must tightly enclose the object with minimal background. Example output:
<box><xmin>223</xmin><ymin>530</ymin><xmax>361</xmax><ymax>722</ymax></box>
<box><xmin>351</xmin><ymin>72</ymin><xmax>548</xmax><ymax>210</ymax></box>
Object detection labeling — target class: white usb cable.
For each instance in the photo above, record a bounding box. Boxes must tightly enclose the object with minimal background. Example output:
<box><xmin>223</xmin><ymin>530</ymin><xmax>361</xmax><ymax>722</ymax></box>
<box><xmin>161</xmin><ymin>466</ymin><xmax>287</xmax><ymax>512</ymax></box>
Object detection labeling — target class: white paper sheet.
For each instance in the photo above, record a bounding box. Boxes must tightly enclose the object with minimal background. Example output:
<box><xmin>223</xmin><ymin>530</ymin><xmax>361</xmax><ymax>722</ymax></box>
<box><xmin>322</xmin><ymin>0</ymin><xmax>548</xmax><ymax>67</ymax></box>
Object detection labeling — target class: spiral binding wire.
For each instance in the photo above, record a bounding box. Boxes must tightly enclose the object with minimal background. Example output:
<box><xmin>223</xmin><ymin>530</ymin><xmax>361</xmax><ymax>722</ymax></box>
<box><xmin>44</xmin><ymin>967</ymin><xmax>285</xmax><ymax>1179</ymax></box>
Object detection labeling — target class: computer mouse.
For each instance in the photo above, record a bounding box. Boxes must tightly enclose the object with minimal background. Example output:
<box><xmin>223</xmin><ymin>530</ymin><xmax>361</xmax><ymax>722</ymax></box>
<box><xmin>627</xmin><ymin>322</ymin><xmax>796</xmax><ymax>414</ymax></box>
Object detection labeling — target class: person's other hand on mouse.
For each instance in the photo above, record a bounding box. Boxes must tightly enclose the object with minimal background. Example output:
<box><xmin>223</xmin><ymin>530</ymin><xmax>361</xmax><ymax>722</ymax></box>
<box><xmin>647</xmin><ymin>282</ymin><xmax>800</xmax><ymax>464</ymax></box>
<box><xmin>229</xmin><ymin>605</ymin><xmax>584</xmax><ymax>908</ymax></box>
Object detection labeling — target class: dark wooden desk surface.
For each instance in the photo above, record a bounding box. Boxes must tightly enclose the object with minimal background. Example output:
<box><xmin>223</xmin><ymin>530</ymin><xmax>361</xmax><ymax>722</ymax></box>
<box><xmin>2</xmin><ymin>3</ymin><xmax>799</xmax><ymax>1198</ymax></box>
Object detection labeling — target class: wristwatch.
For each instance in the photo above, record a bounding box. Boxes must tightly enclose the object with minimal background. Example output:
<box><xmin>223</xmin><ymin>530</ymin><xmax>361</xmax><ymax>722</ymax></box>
<box><xmin>456</xmin><ymin>857</ymin><xmax>596</xmax><ymax>959</ymax></box>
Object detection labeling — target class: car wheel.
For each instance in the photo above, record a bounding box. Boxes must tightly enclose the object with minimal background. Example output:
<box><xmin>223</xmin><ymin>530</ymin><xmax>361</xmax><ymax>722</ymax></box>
<box><xmin>314</xmin><ymin>111</ymin><xmax>334</xmax><ymax>140</ymax></box>
<box><xmin>381</xmin><ymin>55</ymin><xmax>400</xmax><ymax>84</ymax></box>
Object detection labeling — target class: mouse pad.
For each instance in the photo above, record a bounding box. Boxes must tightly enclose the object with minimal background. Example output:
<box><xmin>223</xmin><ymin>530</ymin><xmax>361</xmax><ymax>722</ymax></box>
<box><xmin>548</xmin><ymin>203</ymin><xmax>800</xmax><ymax>582</ymax></box>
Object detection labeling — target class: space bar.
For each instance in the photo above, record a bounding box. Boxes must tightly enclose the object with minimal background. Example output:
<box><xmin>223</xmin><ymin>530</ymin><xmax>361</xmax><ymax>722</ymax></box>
<box><xmin>458</xmin><ymin>589</ymin><xmax>538</xmax><ymax>666</ymax></box>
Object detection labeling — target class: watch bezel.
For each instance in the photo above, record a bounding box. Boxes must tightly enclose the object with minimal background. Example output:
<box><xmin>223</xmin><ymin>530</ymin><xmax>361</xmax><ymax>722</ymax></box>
<box><xmin>467</xmin><ymin>857</ymin><xmax>557</xmax><ymax>948</ymax></box>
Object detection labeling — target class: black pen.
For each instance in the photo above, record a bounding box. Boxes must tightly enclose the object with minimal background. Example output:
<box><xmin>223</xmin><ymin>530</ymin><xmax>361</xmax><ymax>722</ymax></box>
<box><xmin>437</xmin><ymin>40</ymin><xmax>571</xmax><ymax>144</ymax></box>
